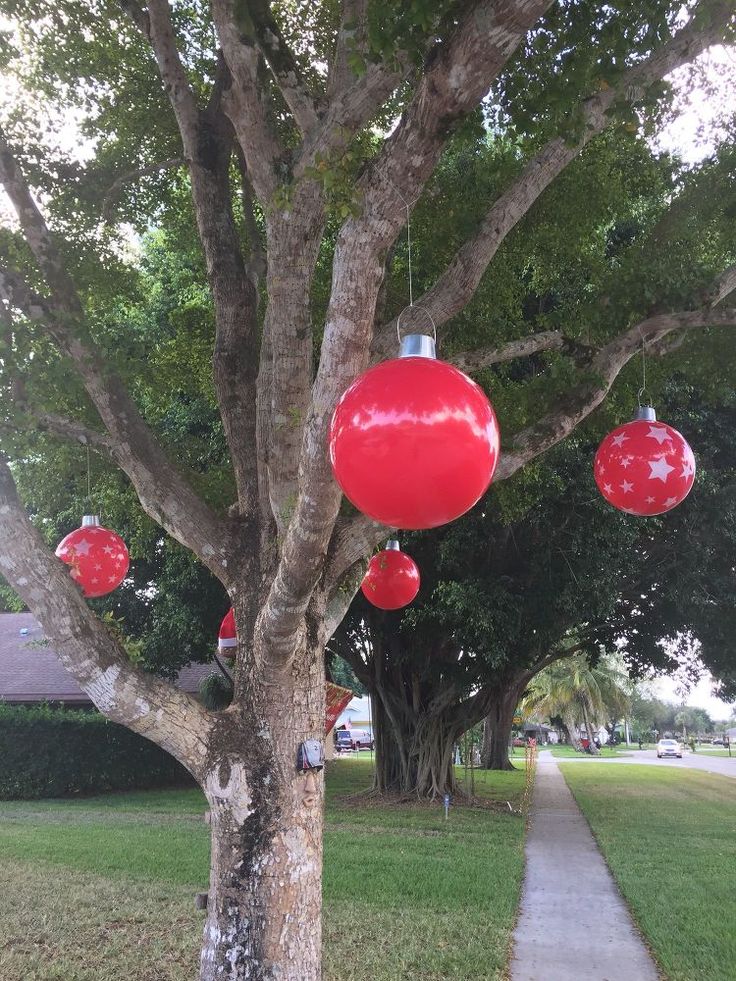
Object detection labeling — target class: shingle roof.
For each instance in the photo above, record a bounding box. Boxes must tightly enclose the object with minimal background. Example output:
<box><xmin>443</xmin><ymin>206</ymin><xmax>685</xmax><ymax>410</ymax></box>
<box><xmin>0</xmin><ymin>612</ymin><xmax>215</xmax><ymax>704</ymax></box>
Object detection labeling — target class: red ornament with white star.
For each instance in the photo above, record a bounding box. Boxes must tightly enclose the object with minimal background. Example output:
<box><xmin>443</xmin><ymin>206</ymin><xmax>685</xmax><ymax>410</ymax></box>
<box><xmin>594</xmin><ymin>409</ymin><xmax>695</xmax><ymax>516</ymax></box>
<box><xmin>361</xmin><ymin>541</ymin><xmax>420</xmax><ymax>610</ymax></box>
<box><xmin>55</xmin><ymin>516</ymin><xmax>130</xmax><ymax>598</ymax></box>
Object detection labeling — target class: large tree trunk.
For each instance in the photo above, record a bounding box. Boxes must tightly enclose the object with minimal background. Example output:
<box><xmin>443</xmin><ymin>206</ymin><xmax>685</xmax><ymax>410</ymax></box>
<box><xmin>480</xmin><ymin>688</ymin><xmax>519</xmax><ymax>771</ymax></box>
<box><xmin>200</xmin><ymin>643</ymin><xmax>325</xmax><ymax>980</ymax></box>
<box><xmin>371</xmin><ymin>685</ymin><xmax>461</xmax><ymax>798</ymax></box>
<box><xmin>581</xmin><ymin>703</ymin><xmax>600</xmax><ymax>755</ymax></box>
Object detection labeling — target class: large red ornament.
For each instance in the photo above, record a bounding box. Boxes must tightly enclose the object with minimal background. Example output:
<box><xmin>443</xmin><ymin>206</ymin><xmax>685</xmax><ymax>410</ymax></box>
<box><xmin>55</xmin><ymin>515</ymin><xmax>129</xmax><ymax>597</ymax></box>
<box><xmin>329</xmin><ymin>335</ymin><xmax>500</xmax><ymax>529</ymax></box>
<box><xmin>361</xmin><ymin>541</ymin><xmax>420</xmax><ymax>610</ymax></box>
<box><xmin>594</xmin><ymin>409</ymin><xmax>695</xmax><ymax>516</ymax></box>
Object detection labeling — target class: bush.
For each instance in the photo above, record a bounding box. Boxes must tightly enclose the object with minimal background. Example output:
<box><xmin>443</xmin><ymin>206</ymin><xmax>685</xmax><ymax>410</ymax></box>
<box><xmin>0</xmin><ymin>703</ymin><xmax>194</xmax><ymax>799</ymax></box>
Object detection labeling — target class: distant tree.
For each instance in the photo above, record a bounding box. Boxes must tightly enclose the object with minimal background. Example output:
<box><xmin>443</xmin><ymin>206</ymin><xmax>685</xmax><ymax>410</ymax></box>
<box><xmin>525</xmin><ymin>655</ymin><xmax>632</xmax><ymax>751</ymax></box>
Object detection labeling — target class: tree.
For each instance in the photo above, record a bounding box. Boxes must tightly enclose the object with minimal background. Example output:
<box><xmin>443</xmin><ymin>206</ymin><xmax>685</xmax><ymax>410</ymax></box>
<box><xmin>333</xmin><ymin>392</ymin><xmax>736</xmax><ymax>788</ymax></box>
<box><xmin>525</xmin><ymin>655</ymin><xmax>632</xmax><ymax>751</ymax></box>
<box><xmin>1</xmin><ymin>2</ymin><xmax>736</xmax><ymax>977</ymax></box>
<box><xmin>674</xmin><ymin>705</ymin><xmax>714</xmax><ymax>738</ymax></box>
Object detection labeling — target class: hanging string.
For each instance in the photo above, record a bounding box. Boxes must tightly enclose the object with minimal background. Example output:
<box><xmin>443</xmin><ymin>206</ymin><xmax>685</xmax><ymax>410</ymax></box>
<box><xmin>637</xmin><ymin>328</ymin><xmax>649</xmax><ymax>407</ymax></box>
<box><xmin>86</xmin><ymin>443</ymin><xmax>92</xmax><ymax>510</ymax></box>
<box><xmin>385</xmin><ymin>180</ymin><xmax>417</xmax><ymax>308</ymax></box>
<box><xmin>405</xmin><ymin>199</ymin><xmax>413</xmax><ymax>308</ymax></box>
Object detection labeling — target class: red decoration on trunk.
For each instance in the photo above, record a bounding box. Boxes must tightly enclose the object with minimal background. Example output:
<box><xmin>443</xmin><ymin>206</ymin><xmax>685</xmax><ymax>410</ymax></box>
<box><xmin>361</xmin><ymin>542</ymin><xmax>420</xmax><ymax>610</ymax></box>
<box><xmin>594</xmin><ymin>410</ymin><xmax>695</xmax><ymax>516</ymax></box>
<box><xmin>55</xmin><ymin>516</ymin><xmax>129</xmax><ymax>597</ymax></box>
<box><xmin>218</xmin><ymin>608</ymin><xmax>237</xmax><ymax>655</ymax></box>
<box><xmin>329</xmin><ymin>336</ymin><xmax>500</xmax><ymax>529</ymax></box>
<box><xmin>216</xmin><ymin>611</ymin><xmax>354</xmax><ymax>734</ymax></box>
<box><xmin>325</xmin><ymin>682</ymin><xmax>353</xmax><ymax>735</ymax></box>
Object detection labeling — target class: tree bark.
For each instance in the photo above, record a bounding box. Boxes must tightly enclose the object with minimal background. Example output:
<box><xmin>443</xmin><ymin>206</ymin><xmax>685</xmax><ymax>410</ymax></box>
<box><xmin>200</xmin><ymin>641</ymin><xmax>325</xmax><ymax>980</ymax></box>
<box><xmin>480</xmin><ymin>690</ymin><xmax>518</xmax><ymax>771</ymax></box>
<box><xmin>370</xmin><ymin>683</ymin><xmax>462</xmax><ymax>798</ymax></box>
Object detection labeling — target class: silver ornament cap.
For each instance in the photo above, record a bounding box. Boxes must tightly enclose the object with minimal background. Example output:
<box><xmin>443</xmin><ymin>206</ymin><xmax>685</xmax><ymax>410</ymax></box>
<box><xmin>81</xmin><ymin>515</ymin><xmax>101</xmax><ymax>527</ymax></box>
<box><xmin>385</xmin><ymin>540</ymin><xmax>400</xmax><ymax>551</ymax></box>
<box><xmin>633</xmin><ymin>405</ymin><xmax>657</xmax><ymax>422</ymax></box>
<box><xmin>399</xmin><ymin>334</ymin><xmax>436</xmax><ymax>359</ymax></box>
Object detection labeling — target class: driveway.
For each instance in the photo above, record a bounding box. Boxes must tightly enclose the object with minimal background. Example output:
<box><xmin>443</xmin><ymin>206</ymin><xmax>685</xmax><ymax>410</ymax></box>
<box><xmin>552</xmin><ymin>748</ymin><xmax>736</xmax><ymax>780</ymax></box>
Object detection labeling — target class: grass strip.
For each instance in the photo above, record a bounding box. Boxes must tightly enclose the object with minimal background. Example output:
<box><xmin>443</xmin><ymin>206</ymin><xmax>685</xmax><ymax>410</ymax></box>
<box><xmin>0</xmin><ymin>760</ymin><xmax>527</xmax><ymax>980</ymax></box>
<box><xmin>561</xmin><ymin>762</ymin><xmax>736</xmax><ymax>981</ymax></box>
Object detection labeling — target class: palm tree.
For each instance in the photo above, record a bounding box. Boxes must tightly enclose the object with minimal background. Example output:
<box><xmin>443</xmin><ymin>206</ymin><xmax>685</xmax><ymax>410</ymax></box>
<box><xmin>525</xmin><ymin>655</ymin><xmax>632</xmax><ymax>753</ymax></box>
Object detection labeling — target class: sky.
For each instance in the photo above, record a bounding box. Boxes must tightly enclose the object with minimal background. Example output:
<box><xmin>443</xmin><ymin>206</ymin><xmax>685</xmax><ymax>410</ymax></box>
<box><xmin>652</xmin><ymin>673</ymin><xmax>734</xmax><ymax>722</ymax></box>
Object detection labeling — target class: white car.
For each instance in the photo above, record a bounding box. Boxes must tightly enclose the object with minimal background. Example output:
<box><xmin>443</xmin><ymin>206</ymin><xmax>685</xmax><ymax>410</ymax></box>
<box><xmin>657</xmin><ymin>738</ymin><xmax>682</xmax><ymax>759</ymax></box>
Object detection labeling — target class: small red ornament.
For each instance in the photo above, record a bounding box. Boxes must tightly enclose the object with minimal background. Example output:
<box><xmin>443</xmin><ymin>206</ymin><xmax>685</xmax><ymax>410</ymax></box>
<box><xmin>218</xmin><ymin>608</ymin><xmax>237</xmax><ymax>655</ymax></box>
<box><xmin>361</xmin><ymin>540</ymin><xmax>420</xmax><ymax>610</ymax></box>
<box><xmin>594</xmin><ymin>407</ymin><xmax>695</xmax><ymax>516</ymax></box>
<box><xmin>329</xmin><ymin>334</ymin><xmax>500</xmax><ymax>529</ymax></box>
<box><xmin>55</xmin><ymin>515</ymin><xmax>129</xmax><ymax>597</ymax></box>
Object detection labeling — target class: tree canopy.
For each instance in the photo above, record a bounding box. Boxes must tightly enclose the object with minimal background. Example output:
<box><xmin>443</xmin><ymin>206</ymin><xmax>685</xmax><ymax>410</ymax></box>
<box><xmin>1</xmin><ymin>1</ymin><xmax>735</xmax><ymax>976</ymax></box>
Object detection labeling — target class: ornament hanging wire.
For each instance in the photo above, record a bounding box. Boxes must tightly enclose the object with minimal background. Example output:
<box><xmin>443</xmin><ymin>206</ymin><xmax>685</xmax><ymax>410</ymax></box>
<box><xmin>86</xmin><ymin>443</ymin><xmax>92</xmax><ymax>509</ymax></box>
<box><xmin>637</xmin><ymin>327</ymin><xmax>650</xmax><ymax>408</ymax></box>
<box><xmin>386</xmin><ymin>180</ymin><xmax>435</xmax><ymax>346</ymax></box>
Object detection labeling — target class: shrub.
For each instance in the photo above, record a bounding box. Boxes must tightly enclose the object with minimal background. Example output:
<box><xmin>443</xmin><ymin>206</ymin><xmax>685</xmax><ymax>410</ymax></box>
<box><xmin>0</xmin><ymin>702</ymin><xmax>193</xmax><ymax>799</ymax></box>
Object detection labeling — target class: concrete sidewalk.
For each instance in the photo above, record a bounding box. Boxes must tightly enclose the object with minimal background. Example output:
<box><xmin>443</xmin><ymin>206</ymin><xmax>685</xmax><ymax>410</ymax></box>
<box><xmin>509</xmin><ymin>753</ymin><xmax>658</xmax><ymax>981</ymax></box>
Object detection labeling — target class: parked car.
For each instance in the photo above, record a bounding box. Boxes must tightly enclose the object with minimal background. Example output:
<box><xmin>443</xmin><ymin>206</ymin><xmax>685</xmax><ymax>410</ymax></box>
<box><xmin>334</xmin><ymin>730</ymin><xmax>354</xmax><ymax>752</ymax></box>
<box><xmin>712</xmin><ymin>737</ymin><xmax>725</xmax><ymax>745</ymax></box>
<box><xmin>334</xmin><ymin>728</ymin><xmax>374</xmax><ymax>752</ymax></box>
<box><xmin>656</xmin><ymin>738</ymin><xmax>682</xmax><ymax>759</ymax></box>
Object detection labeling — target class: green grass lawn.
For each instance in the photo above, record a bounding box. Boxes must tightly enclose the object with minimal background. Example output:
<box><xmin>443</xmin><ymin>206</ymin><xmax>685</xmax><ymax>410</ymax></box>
<box><xmin>547</xmin><ymin>744</ymin><xmax>627</xmax><ymax>758</ymax></box>
<box><xmin>0</xmin><ymin>760</ymin><xmax>526</xmax><ymax>981</ymax></box>
<box><xmin>561</xmin><ymin>763</ymin><xmax>736</xmax><ymax>981</ymax></box>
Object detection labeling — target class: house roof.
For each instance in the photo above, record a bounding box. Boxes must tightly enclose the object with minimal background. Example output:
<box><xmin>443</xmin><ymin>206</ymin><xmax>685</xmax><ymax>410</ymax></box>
<box><xmin>0</xmin><ymin>612</ymin><xmax>214</xmax><ymax>704</ymax></box>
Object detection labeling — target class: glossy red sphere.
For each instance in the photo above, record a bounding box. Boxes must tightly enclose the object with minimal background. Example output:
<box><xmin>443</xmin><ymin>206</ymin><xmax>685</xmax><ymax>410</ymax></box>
<box><xmin>329</xmin><ymin>356</ymin><xmax>500</xmax><ymax>529</ymax></box>
<box><xmin>594</xmin><ymin>419</ymin><xmax>695</xmax><ymax>516</ymax></box>
<box><xmin>55</xmin><ymin>522</ymin><xmax>130</xmax><ymax>597</ymax></box>
<box><xmin>361</xmin><ymin>548</ymin><xmax>420</xmax><ymax>610</ymax></box>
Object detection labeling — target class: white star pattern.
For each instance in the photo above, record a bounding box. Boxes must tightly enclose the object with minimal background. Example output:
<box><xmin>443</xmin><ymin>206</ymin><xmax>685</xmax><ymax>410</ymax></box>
<box><xmin>72</xmin><ymin>538</ymin><xmax>93</xmax><ymax>556</ymax></box>
<box><xmin>621</xmin><ymin>480</ymin><xmax>634</xmax><ymax>494</ymax></box>
<box><xmin>603</xmin><ymin>483</ymin><xmax>613</xmax><ymax>495</ymax></box>
<box><xmin>620</xmin><ymin>456</ymin><xmax>633</xmax><ymax>469</ymax></box>
<box><xmin>611</xmin><ymin>433</ymin><xmax>629</xmax><ymax>448</ymax></box>
<box><xmin>646</xmin><ymin>426</ymin><xmax>671</xmax><ymax>445</ymax></box>
<box><xmin>94</xmin><ymin>564</ymin><xmax>102</xmax><ymax>572</ymax></box>
<box><xmin>681</xmin><ymin>460</ymin><xmax>695</xmax><ymax>479</ymax></box>
<box><xmin>91</xmin><ymin>577</ymin><xmax>99</xmax><ymax>584</ymax></box>
<box><xmin>108</xmin><ymin>575</ymin><xmax>118</xmax><ymax>584</ymax></box>
<box><xmin>102</xmin><ymin>545</ymin><xmax>114</xmax><ymax>556</ymax></box>
<box><xmin>646</xmin><ymin>496</ymin><xmax>656</xmax><ymax>505</ymax></box>
<box><xmin>648</xmin><ymin>458</ymin><xmax>674</xmax><ymax>482</ymax></box>
<box><xmin>664</xmin><ymin>496</ymin><xmax>678</xmax><ymax>507</ymax></box>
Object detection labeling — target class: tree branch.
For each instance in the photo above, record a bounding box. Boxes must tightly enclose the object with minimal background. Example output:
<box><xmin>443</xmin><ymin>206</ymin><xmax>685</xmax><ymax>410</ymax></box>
<box><xmin>497</xmin><ymin>305</ymin><xmax>736</xmax><ymax>480</ymax></box>
<box><xmin>372</xmin><ymin>0</ymin><xmax>736</xmax><ymax>358</ymax></box>
<box><xmin>257</xmin><ymin>0</ymin><xmax>554</xmax><ymax>662</ymax></box>
<box><xmin>449</xmin><ymin>330</ymin><xmax>564</xmax><ymax>372</ymax></box>
<box><xmin>0</xmin><ymin>257</ymin><xmax>232</xmax><ymax>582</ymax></box>
<box><xmin>327</xmin><ymin>0</ymin><xmax>368</xmax><ymax>100</ymax></box>
<box><xmin>211</xmin><ymin>0</ymin><xmax>286</xmax><ymax>202</ymax></box>
<box><xmin>0</xmin><ymin>455</ymin><xmax>215</xmax><ymax>776</ymax></box>
<box><xmin>102</xmin><ymin>156</ymin><xmax>185</xmax><ymax>220</ymax></box>
<box><xmin>237</xmin><ymin>0</ymin><xmax>320</xmax><ymax>135</ymax></box>
<box><xmin>124</xmin><ymin>1</ymin><xmax>261</xmax><ymax>516</ymax></box>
